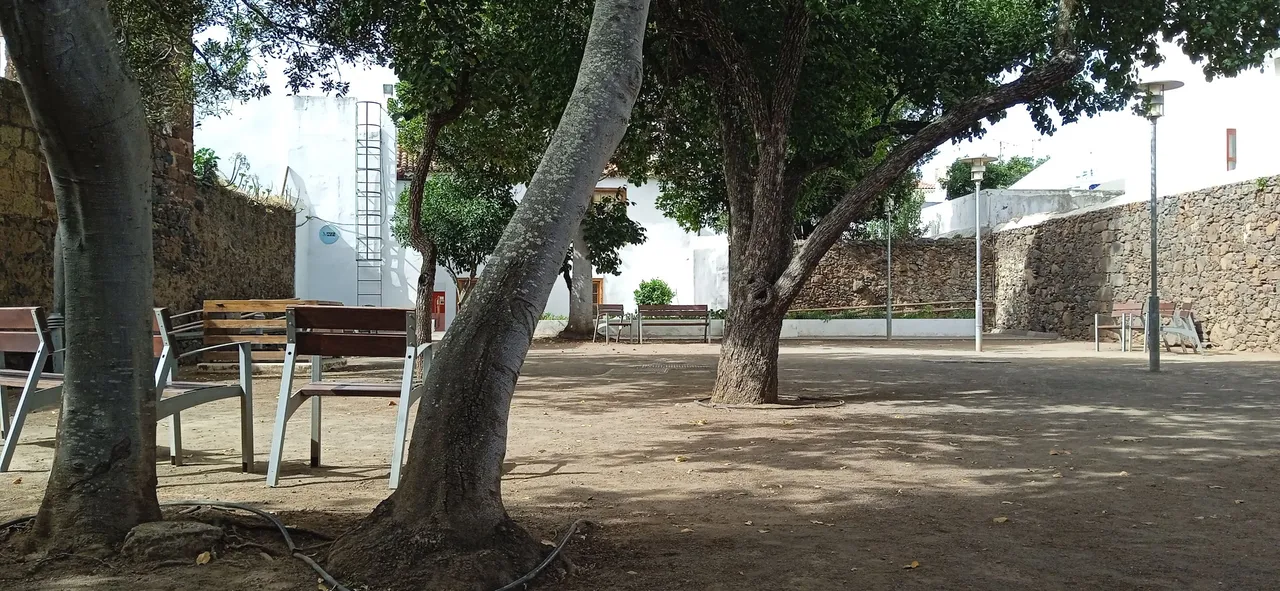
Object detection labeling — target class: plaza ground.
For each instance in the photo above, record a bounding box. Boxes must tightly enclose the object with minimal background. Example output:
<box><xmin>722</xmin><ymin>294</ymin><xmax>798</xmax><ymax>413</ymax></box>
<box><xmin>2</xmin><ymin>340</ymin><xmax>1278</xmax><ymax>590</ymax></box>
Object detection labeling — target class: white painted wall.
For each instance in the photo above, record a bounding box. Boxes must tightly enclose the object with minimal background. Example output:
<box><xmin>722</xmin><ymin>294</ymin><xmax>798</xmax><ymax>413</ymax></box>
<box><xmin>920</xmin><ymin>189</ymin><xmax>1124</xmax><ymax>237</ymax></box>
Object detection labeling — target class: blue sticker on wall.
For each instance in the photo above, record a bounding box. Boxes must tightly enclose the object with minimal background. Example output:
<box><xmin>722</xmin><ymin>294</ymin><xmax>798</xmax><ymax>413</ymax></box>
<box><xmin>318</xmin><ymin>224</ymin><xmax>340</xmax><ymax>245</ymax></box>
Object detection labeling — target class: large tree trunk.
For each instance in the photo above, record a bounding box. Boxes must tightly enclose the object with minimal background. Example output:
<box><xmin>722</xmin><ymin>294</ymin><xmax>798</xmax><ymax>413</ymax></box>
<box><xmin>326</xmin><ymin>1</ymin><xmax>649</xmax><ymax>588</ymax></box>
<box><xmin>0</xmin><ymin>0</ymin><xmax>161</xmax><ymax>553</ymax></box>
<box><xmin>561</xmin><ymin>221</ymin><xmax>595</xmax><ymax>338</ymax></box>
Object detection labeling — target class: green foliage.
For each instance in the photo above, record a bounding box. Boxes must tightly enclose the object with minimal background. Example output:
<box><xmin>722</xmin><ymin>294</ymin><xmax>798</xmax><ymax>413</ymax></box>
<box><xmin>942</xmin><ymin>156</ymin><xmax>1049</xmax><ymax>199</ymax></box>
<box><xmin>634</xmin><ymin>279</ymin><xmax>675</xmax><ymax>307</ymax></box>
<box><xmin>846</xmin><ymin>187</ymin><xmax>927</xmax><ymax>241</ymax></box>
<box><xmin>618</xmin><ymin>0</ymin><xmax>1280</xmax><ymax>244</ymax></box>
<box><xmin>569</xmin><ymin>191</ymin><xmax>647</xmax><ymax>279</ymax></box>
<box><xmin>193</xmin><ymin>148</ymin><xmax>219</xmax><ymax>186</ymax></box>
<box><xmin>785</xmin><ymin>306</ymin><xmax>973</xmax><ymax>320</ymax></box>
<box><xmin>539</xmin><ymin>313</ymin><xmax>568</xmax><ymax>321</ymax></box>
<box><xmin>391</xmin><ymin>174</ymin><xmax>516</xmax><ymax>288</ymax></box>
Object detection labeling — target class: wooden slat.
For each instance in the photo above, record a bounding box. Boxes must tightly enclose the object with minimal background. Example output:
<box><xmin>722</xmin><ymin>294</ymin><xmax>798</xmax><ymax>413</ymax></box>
<box><xmin>638</xmin><ymin>305</ymin><xmax>708</xmax><ymax>318</ymax></box>
<box><xmin>295</xmin><ymin>332</ymin><xmax>407</xmax><ymax>358</ymax></box>
<box><xmin>203</xmin><ymin>319</ymin><xmax>287</xmax><ymax>329</ymax></box>
<box><xmin>297</xmin><ymin>382</ymin><xmax>401</xmax><ymax>398</ymax></box>
<box><xmin>0</xmin><ymin>308</ymin><xmax>38</xmax><ymax>330</ymax></box>
<box><xmin>204</xmin><ymin>299</ymin><xmax>334</xmax><ymax>313</ymax></box>
<box><xmin>204</xmin><ymin>350</ymin><xmax>288</xmax><ymax>362</ymax></box>
<box><xmin>0</xmin><ymin>331</ymin><xmax>42</xmax><ymax>353</ymax></box>
<box><xmin>639</xmin><ymin>305</ymin><xmax>707</xmax><ymax>311</ymax></box>
<box><xmin>291</xmin><ymin>306</ymin><xmax>411</xmax><ymax>331</ymax></box>
<box><xmin>153</xmin><ymin>335</ymin><xmax>166</xmax><ymax>357</ymax></box>
<box><xmin>203</xmin><ymin>334</ymin><xmax>289</xmax><ymax>345</ymax></box>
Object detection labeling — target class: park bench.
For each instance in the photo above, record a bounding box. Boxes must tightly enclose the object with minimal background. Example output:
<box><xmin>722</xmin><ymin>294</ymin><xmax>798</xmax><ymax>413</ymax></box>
<box><xmin>1094</xmin><ymin>301</ymin><xmax>1144</xmax><ymax>351</ymax></box>
<box><xmin>0</xmin><ymin>306</ymin><xmax>255</xmax><ymax>473</ymax></box>
<box><xmin>202</xmin><ymin>299</ymin><xmax>340</xmax><ymax>364</ymax></box>
<box><xmin>1100</xmin><ymin>301</ymin><xmax>1203</xmax><ymax>354</ymax></box>
<box><xmin>593</xmin><ymin>304</ymin><xmax>630</xmax><ymax>343</ymax></box>
<box><xmin>266</xmin><ymin>305</ymin><xmax>430</xmax><ymax>489</ymax></box>
<box><xmin>637</xmin><ymin>304</ymin><xmax>711</xmax><ymax>344</ymax></box>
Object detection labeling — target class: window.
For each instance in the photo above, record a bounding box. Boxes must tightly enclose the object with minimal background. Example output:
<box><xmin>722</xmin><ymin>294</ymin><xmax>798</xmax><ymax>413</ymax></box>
<box><xmin>592</xmin><ymin>186</ymin><xmax>627</xmax><ymax>204</ymax></box>
<box><xmin>1226</xmin><ymin>128</ymin><xmax>1238</xmax><ymax>171</ymax></box>
<box><xmin>592</xmin><ymin>278</ymin><xmax>604</xmax><ymax>305</ymax></box>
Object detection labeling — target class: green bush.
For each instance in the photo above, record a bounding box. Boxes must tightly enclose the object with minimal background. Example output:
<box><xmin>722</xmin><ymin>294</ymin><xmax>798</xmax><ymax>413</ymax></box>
<box><xmin>539</xmin><ymin>313</ymin><xmax>567</xmax><ymax>320</ymax></box>
<box><xmin>193</xmin><ymin>147</ymin><xmax>219</xmax><ymax>186</ymax></box>
<box><xmin>634</xmin><ymin>279</ymin><xmax>675</xmax><ymax>306</ymax></box>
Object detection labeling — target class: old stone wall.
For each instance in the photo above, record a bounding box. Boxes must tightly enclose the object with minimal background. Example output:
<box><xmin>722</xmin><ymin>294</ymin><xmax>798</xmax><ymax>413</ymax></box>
<box><xmin>792</xmin><ymin>238</ymin><xmax>995</xmax><ymax>311</ymax></box>
<box><xmin>994</xmin><ymin>176</ymin><xmax>1280</xmax><ymax>351</ymax></box>
<box><xmin>0</xmin><ymin>77</ymin><xmax>295</xmax><ymax>313</ymax></box>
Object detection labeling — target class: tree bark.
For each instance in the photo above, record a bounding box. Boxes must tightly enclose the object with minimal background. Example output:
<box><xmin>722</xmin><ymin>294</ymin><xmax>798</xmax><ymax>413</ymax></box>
<box><xmin>0</xmin><ymin>0</ymin><xmax>162</xmax><ymax>553</ymax></box>
<box><xmin>414</xmin><ymin>246</ymin><xmax>438</xmax><ymax>342</ymax></box>
<box><xmin>561</xmin><ymin>220</ymin><xmax>595</xmax><ymax>338</ymax></box>
<box><xmin>326</xmin><ymin>1</ymin><xmax>650</xmax><ymax>588</ymax></box>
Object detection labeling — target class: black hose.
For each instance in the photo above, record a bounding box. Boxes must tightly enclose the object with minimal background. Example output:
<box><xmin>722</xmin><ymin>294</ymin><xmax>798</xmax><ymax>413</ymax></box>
<box><xmin>0</xmin><ymin>502</ymin><xmax>580</xmax><ymax>591</ymax></box>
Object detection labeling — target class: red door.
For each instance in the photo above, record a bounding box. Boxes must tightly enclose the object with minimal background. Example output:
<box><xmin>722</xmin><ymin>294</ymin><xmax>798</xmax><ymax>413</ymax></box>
<box><xmin>432</xmin><ymin>291</ymin><xmax>446</xmax><ymax>332</ymax></box>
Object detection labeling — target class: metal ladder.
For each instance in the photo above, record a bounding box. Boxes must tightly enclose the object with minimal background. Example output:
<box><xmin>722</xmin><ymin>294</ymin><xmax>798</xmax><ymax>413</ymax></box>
<box><xmin>355</xmin><ymin>101</ymin><xmax>384</xmax><ymax>307</ymax></box>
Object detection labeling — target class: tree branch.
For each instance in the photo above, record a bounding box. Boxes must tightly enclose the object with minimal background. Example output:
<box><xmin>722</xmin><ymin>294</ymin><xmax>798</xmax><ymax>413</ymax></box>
<box><xmin>775</xmin><ymin>47</ymin><xmax>1084</xmax><ymax>304</ymax></box>
<box><xmin>687</xmin><ymin>0</ymin><xmax>769</xmax><ymax>135</ymax></box>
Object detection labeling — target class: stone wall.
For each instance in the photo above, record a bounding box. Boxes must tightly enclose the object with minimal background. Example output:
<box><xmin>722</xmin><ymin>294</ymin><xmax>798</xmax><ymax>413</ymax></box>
<box><xmin>0</xmin><ymin>78</ymin><xmax>295</xmax><ymax>313</ymax></box>
<box><xmin>792</xmin><ymin>238</ymin><xmax>995</xmax><ymax>311</ymax></box>
<box><xmin>994</xmin><ymin>176</ymin><xmax>1280</xmax><ymax>351</ymax></box>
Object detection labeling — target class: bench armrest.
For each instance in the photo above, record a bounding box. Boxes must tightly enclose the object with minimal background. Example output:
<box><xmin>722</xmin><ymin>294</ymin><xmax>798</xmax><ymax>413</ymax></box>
<box><xmin>178</xmin><ymin>341</ymin><xmax>253</xmax><ymax>360</ymax></box>
<box><xmin>415</xmin><ymin>342</ymin><xmax>433</xmax><ymax>357</ymax></box>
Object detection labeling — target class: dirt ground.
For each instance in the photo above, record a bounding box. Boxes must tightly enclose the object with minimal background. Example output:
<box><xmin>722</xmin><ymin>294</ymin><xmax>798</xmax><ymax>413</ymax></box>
<box><xmin>3</xmin><ymin>339</ymin><xmax>1279</xmax><ymax>590</ymax></box>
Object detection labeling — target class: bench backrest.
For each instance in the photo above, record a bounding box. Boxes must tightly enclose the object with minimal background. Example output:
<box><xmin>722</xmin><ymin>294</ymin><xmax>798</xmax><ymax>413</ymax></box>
<box><xmin>638</xmin><ymin>305</ymin><xmax>708</xmax><ymax>318</ymax></box>
<box><xmin>287</xmin><ymin>306</ymin><xmax>415</xmax><ymax>358</ymax></box>
<box><xmin>1111</xmin><ymin>302</ymin><xmax>1144</xmax><ymax>315</ymax></box>
<box><xmin>203</xmin><ymin>299</ymin><xmax>340</xmax><ymax>363</ymax></box>
<box><xmin>596</xmin><ymin>304</ymin><xmax>624</xmax><ymax>316</ymax></box>
<box><xmin>0</xmin><ymin>307</ymin><xmax>52</xmax><ymax>355</ymax></box>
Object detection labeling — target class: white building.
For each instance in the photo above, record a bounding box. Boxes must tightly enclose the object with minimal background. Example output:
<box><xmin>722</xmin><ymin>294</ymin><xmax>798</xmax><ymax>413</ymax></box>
<box><xmin>196</xmin><ymin>94</ymin><xmax>728</xmax><ymax>331</ymax></box>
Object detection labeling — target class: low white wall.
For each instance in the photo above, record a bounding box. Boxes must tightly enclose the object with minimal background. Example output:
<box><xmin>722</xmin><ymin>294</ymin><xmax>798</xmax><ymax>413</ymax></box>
<box><xmin>920</xmin><ymin>189</ymin><xmax>1123</xmax><ymax>238</ymax></box>
<box><xmin>532</xmin><ymin>318</ymin><xmax>974</xmax><ymax>340</ymax></box>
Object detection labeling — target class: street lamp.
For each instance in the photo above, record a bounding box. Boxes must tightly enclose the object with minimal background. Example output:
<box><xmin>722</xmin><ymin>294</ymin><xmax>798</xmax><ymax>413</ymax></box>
<box><xmin>1137</xmin><ymin>79</ymin><xmax>1182</xmax><ymax>372</ymax></box>
<box><xmin>960</xmin><ymin>155</ymin><xmax>997</xmax><ymax>353</ymax></box>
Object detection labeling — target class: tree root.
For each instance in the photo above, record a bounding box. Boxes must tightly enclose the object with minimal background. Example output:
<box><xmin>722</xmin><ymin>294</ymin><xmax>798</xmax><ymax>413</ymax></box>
<box><xmin>327</xmin><ymin>509</ymin><xmax>545</xmax><ymax>591</ymax></box>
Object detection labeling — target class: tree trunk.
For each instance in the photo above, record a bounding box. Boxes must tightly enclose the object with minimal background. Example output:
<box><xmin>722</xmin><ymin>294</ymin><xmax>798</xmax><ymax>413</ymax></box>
<box><xmin>0</xmin><ymin>0</ymin><xmax>161</xmax><ymax>553</ymax></box>
<box><xmin>414</xmin><ymin>246</ymin><xmax>438</xmax><ymax>342</ymax></box>
<box><xmin>326</xmin><ymin>1</ymin><xmax>650</xmax><ymax>589</ymax></box>
<box><xmin>561</xmin><ymin>221</ymin><xmax>595</xmax><ymax>338</ymax></box>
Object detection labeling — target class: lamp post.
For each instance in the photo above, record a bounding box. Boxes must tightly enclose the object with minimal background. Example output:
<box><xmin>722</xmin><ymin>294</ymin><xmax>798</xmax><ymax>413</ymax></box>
<box><xmin>886</xmin><ymin>198</ymin><xmax>893</xmax><ymax>341</ymax></box>
<box><xmin>1138</xmin><ymin>80</ymin><xmax>1182</xmax><ymax>372</ymax></box>
<box><xmin>960</xmin><ymin>156</ymin><xmax>997</xmax><ymax>353</ymax></box>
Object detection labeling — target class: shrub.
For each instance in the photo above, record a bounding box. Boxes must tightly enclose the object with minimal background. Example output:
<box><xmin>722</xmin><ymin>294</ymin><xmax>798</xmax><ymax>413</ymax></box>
<box><xmin>634</xmin><ymin>279</ymin><xmax>675</xmax><ymax>306</ymax></box>
<box><xmin>194</xmin><ymin>147</ymin><xmax>219</xmax><ymax>186</ymax></box>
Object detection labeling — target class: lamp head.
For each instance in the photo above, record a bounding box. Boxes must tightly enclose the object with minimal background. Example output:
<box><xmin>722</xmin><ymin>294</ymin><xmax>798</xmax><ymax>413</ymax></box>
<box><xmin>1137</xmin><ymin>80</ymin><xmax>1183</xmax><ymax>120</ymax></box>
<box><xmin>959</xmin><ymin>155</ymin><xmax>998</xmax><ymax>183</ymax></box>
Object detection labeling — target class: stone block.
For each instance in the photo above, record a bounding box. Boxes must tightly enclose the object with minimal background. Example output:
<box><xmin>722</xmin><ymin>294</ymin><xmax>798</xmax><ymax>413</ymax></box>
<box><xmin>121</xmin><ymin>521</ymin><xmax>225</xmax><ymax>563</ymax></box>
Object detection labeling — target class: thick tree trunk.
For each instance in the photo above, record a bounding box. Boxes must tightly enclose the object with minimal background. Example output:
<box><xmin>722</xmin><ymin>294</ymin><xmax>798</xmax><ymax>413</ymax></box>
<box><xmin>0</xmin><ymin>0</ymin><xmax>161</xmax><ymax>553</ymax></box>
<box><xmin>561</xmin><ymin>222</ymin><xmax>595</xmax><ymax>338</ymax></box>
<box><xmin>327</xmin><ymin>1</ymin><xmax>649</xmax><ymax>588</ymax></box>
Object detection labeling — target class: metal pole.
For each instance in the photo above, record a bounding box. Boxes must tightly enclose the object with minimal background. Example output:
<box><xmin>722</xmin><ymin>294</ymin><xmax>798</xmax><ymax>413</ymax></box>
<box><xmin>886</xmin><ymin>203</ymin><xmax>893</xmax><ymax>340</ymax></box>
<box><xmin>1147</xmin><ymin>117</ymin><xmax>1160</xmax><ymax>372</ymax></box>
<box><xmin>975</xmin><ymin>180</ymin><xmax>983</xmax><ymax>353</ymax></box>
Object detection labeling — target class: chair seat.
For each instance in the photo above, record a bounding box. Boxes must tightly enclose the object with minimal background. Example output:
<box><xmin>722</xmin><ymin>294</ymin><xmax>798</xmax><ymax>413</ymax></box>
<box><xmin>0</xmin><ymin>369</ymin><xmax>62</xmax><ymax>389</ymax></box>
<box><xmin>296</xmin><ymin>382</ymin><xmax>403</xmax><ymax>397</ymax></box>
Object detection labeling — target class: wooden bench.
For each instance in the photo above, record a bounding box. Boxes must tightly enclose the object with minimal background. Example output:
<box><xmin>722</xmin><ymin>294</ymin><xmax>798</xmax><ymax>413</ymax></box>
<box><xmin>266</xmin><ymin>305</ymin><xmax>431</xmax><ymax>489</ymax></box>
<box><xmin>202</xmin><ymin>299</ymin><xmax>339</xmax><ymax>363</ymax></box>
<box><xmin>637</xmin><ymin>305</ymin><xmax>711</xmax><ymax>344</ymax></box>
<box><xmin>593</xmin><ymin>304</ymin><xmax>630</xmax><ymax>343</ymax></box>
<box><xmin>1095</xmin><ymin>301</ymin><xmax>1143</xmax><ymax>351</ymax></box>
<box><xmin>0</xmin><ymin>307</ymin><xmax>255</xmax><ymax>473</ymax></box>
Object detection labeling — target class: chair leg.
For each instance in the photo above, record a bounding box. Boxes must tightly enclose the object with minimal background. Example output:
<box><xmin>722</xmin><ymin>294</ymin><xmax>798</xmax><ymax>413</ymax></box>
<box><xmin>239</xmin><ymin>347</ymin><xmax>254</xmax><ymax>473</ymax></box>
<box><xmin>0</xmin><ymin>385</ymin><xmax>10</xmax><ymax>440</ymax></box>
<box><xmin>266</xmin><ymin>346</ymin><xmax>299</xmax><ymax>487</ymax></box>
<box><xmin>309</xmin><ymin>397</ymin><xmax>322</xmax><ymax>468</ymax></box>
<box><xmin>170</xmin><ymin>412</ymin><xmax>184</xmax><ymax>467</ymax></box>
<box><xmin>1094</xmin><ymin>315</ymin><xmax>1100</xmax><ymax>352</ymax></box>
<box><xmin>389</xmin><ymin>392</ymin><xmax>413</xmax><ymax>489</ymax></box>
<box><xmin>0</xmin><ymin>385</ymin><xmax>42</xmax><ymax>472</ymax></box>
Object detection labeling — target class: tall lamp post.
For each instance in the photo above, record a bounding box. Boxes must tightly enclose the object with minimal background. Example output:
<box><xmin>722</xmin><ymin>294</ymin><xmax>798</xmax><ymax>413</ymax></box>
<box><xmin>960</xmin><ymin>156</ymin><xmax>997</xmax><ymax>352</ymax></box>
<box><xmin>886</xmin><ymin>198</ymin><xmax>893</xmax><ymax>341</ymax></box>
<box><xmin>1138</xmin><ymin>80</ymin><xmax>1182</xmax><ymax>372</ymax></box>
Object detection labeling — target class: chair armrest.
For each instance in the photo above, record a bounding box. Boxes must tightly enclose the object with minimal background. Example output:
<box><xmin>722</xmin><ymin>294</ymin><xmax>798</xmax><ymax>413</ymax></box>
<box><xmin>416</xmin><ymin>342</ymin><xmax>433</xmax><ymax>357</ymax></box>
<box><xmin>178</xmin><ymin>341</ymin><xmax>253</xmax><ymax>360</ymax></box>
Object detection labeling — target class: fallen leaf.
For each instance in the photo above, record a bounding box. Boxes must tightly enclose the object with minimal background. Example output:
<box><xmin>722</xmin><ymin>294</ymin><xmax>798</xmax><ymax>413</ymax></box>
<box><xmin>259</xmin><ymin>552</ymin><xmax>273</xmax><ymax>561</ymax></box>
<box><xmin>744</xmin><ymin>521</ymin><xmax>753</xmax><ymax>526</ymax></box>
<box><xmin>626</xmin><ymin>571</ymin><xmax>638</xmax><ymax>575</ymax></box>
<box><xmin>810</xmin><ymin>520</ymin><xmax>826</xmax><ymax>525</ymax></box>
<box><xmin>11</xmin><ymin>478</ymin><xmax>21</xmax><ymax>485</ymax></box>
<box><xmin>1234</xmin><ymin>499</ymin><xmax>1245</xmax><ymax>504</ymax></box>
<box><xmin>679</xmin><ymin>528</ymin><xmax>693</xmax><ymax>533</ymax></box>
<box><xmin>993</xmin><ymin>517</ymin><xmax>1009</xmax><ymax>524</ymax></box>
<box><xmin>691</xmin><ymin>419</ymin><xmax>707</xmax><ymax>426</ymax></box>
<box><xmin>540</xmin><ymin>539</ymin><xmax>555</xmax><ymax>547</ymax></box>
<box><xmin>1208</xmin><ymin>485</ymin><xmax>1225</xmax><ymax>489</ymax></box>
<box><xmin>674</xmin><ymin>456</ymin><xmax>688</xmax><ymax>463</ymax></box>
<box><xmin>903</xmin><ymin>560</ymin><xmax>920</xmax><ymax>569</ymax></box>
<box><xmin>1118</xmin><ymin>471</ymin><xmax>1130</xmax><ymax>477</ymax></box>
<box><xmin>1000</xmin><ymin>501</ymin><xmax>1013</xmax><ymax>505</ymax></box>
<box><xmin>388</xmin><ymin>401</ymin><xmax>397</xmax><ymax>406</ymax></box>
<box><xmin>1049</xmin><ymin>450</ymin><xmax>1060</xmax><ymax>455</ymax></box>
<box><xmin>1052</xmin><ymin>473</ymin><xmax>1063</xmax><ymax>478</ymax></box>
<box><xmin>196</xmin><ymin>551</ymin><xmax>212</xmax><ymax>565</ymax></box>
<box><xmin>758</xmin><ymin>529</ymin><xmax>770</xmax><ymax>533</ymax></box>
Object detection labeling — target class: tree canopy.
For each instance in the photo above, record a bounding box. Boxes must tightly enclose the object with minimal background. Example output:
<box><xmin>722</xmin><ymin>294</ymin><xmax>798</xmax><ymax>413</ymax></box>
<box><xmin>942</xmin><ymin>155</ymin><xmax>1049</xmax><ymax>199</ymax></box>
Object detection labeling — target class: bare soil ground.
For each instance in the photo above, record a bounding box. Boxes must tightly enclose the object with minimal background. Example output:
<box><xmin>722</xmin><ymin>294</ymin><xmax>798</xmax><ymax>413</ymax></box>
<box><xmin>2</xmin><ymin>339</ymin><xmax>1279</xmax><ymax>590</ymax></box>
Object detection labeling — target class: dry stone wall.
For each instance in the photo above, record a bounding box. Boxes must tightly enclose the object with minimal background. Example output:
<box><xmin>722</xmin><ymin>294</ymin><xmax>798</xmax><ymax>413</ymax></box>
<box><xmin>994</xmin><ymin>176</ymin><xmax>1280</xmax><ymax>351</ymax></box>
<box><xmin>0</xmin><ymin>78</ymin><xmax>295</xmax><ymax>313</ymax></box>
<box><xmin>792</xmin><ymin>238</ymin><xmax>994</xmax><ymax>311</ymax></box>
